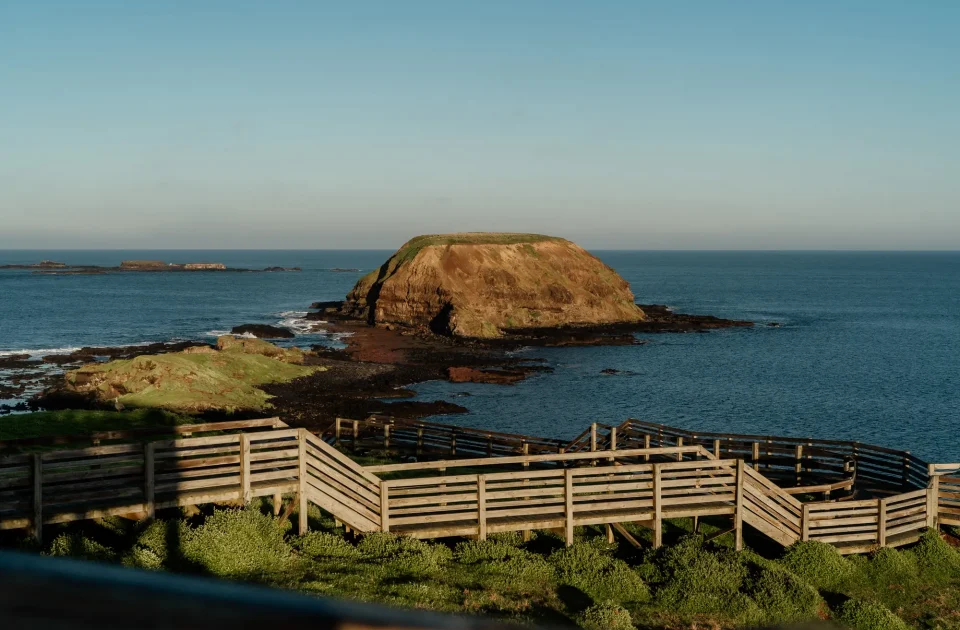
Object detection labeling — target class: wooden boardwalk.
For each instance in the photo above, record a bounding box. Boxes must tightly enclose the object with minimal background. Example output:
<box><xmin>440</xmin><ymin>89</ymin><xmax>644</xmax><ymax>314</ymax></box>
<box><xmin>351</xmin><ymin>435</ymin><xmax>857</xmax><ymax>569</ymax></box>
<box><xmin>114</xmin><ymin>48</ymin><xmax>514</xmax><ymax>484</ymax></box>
<box><xmin>0</xmin><ymin>416</ymin><xmax>956</xmax><ymax>555</ymax></box>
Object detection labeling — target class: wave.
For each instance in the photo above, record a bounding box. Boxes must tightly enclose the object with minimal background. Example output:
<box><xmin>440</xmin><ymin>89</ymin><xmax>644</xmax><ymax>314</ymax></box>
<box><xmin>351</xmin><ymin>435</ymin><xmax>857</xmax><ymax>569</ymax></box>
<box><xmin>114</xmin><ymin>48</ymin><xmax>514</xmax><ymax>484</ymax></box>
<box><xmin>0</xmin><ymin>346</ymin><xmax>82</xmax><ymax>358</ymax></box>
<box><xmin>276</xmin><ymin>311</ymin><xmax>327</xmax><ymax>335</ymax></box>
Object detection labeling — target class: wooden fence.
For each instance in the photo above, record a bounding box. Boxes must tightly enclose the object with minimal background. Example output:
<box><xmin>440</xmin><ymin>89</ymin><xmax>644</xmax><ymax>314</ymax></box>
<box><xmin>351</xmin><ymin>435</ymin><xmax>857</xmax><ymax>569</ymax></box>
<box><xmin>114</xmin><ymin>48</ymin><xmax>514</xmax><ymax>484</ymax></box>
<box><xmin>618</xmin><ymin>419</ymin><xmax>932</xmax><ymax>495</ymax></box>
<box><xmin>1</xmin><ymin>417</ymin><xmax>956</xmax><ymax>556</ymax></box>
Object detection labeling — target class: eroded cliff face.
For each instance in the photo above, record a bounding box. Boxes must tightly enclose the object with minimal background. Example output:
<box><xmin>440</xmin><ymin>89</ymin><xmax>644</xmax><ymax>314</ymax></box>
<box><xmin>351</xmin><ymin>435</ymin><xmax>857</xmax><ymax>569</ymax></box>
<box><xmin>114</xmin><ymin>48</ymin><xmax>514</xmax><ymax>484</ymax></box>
<box><xmin>342</xmin><ymin>233</ymin><xmax>645</xmax><ymax>338</ymax></box>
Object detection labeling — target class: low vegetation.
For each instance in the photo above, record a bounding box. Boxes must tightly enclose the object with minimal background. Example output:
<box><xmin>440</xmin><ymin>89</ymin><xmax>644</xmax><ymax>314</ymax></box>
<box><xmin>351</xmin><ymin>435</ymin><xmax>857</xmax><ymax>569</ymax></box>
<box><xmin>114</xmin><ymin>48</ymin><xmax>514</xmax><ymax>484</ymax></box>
<box><xmin>0</xmin><ymin>408</ymin><xmax>193</xmax><ymax>441</ymax></box>
<box><xmin>10</xmin><ymin>502</ymin><xmax>959</xmax><ymax>629</ymax></box>
<box><xmin>60</xmin><ymin>336</ymin><xmax>322</xmax><ymax>413</ymax></box>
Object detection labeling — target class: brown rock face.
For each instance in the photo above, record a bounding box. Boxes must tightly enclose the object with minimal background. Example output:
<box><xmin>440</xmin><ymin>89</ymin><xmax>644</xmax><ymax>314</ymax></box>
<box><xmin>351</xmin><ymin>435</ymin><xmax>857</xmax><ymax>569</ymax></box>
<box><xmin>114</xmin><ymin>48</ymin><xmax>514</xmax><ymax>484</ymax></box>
<box><xmin>342</xmin><ymin>233</ymin><xmax>645</xmax><ymax>338</ymax></box>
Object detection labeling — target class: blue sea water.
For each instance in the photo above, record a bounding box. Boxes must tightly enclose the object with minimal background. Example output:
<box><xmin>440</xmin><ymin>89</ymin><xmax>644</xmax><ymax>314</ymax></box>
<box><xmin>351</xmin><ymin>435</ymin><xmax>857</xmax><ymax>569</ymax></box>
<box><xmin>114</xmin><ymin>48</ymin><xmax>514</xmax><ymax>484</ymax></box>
<box><xmin>1</xmin><ymin>250</ymin><xmax>958</xmax><ymax>461</ymax></box>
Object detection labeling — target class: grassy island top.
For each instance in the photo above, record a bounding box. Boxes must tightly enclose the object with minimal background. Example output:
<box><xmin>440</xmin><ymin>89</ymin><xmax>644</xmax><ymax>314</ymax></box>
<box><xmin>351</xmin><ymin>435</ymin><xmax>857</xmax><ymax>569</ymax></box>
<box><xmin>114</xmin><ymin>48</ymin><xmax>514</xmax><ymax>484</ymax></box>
<box><xmin>393</xmin><ymin>232</ymin><xmax>565</xmax><ymax>265</ymax></box>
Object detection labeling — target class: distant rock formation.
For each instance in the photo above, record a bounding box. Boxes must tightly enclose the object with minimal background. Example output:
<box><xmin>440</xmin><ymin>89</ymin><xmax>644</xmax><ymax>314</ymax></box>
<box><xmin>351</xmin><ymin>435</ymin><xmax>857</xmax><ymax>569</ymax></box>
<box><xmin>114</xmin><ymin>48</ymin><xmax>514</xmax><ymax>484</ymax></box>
<box><xmin>120</xmin><ymin>260</ymin><xmax>167</xmax><ymax>269</ymax></box>
<box><xmin>341</xmin><ymin>233</ymin><xmax>645</xmax><ymax>338</ymax></box>
<box><xmin>183</xmin><ymin>262</ymin><xmax>226</xmax><ymax>270</ymax></box>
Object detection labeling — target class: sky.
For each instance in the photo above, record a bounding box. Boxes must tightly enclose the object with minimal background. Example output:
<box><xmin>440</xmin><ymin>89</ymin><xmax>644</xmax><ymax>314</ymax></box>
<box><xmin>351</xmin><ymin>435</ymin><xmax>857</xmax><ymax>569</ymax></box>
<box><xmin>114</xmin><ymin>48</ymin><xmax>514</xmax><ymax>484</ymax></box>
<box><xmin>1</xmin><ymin>1</ymin><xmax>958</xmax><ymax>250</ymax></box>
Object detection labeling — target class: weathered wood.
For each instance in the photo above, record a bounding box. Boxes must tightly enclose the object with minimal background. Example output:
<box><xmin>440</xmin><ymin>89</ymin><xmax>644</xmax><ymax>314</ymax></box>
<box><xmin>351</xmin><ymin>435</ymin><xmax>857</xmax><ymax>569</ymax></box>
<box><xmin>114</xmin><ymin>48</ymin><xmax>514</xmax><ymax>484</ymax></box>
<box><xmin>297</xmin><ymin>430</ymin><xmax>308</xmax><ymax>534</ymax></box>
<box><xmin>239</xmin><ymin>434</ymin><xmax>251</xmax><ymax>504</ymax></box>
<box><xmin>564</xmin><ymin>469</ymin><xmax>574</xmax><ymax>546</ymax></box>
<box><xmin>927</xmin><ymin>476</ymin><xmax>939</xmax><ymax>529</ymax></box>
<box><xmin>32</xmin><ymin>454</ymin><xmax>43</xmax><ymax>543</ymax></box>
<box><xmin>652</xmin><ymin>464</ymin><xmax>662</xmax><ymax>548</ymax></box>
<box><xmin>734</xmin><ymin>460</ymin><xmax>744</xmax><ymax>551</ymax></box>
<box><xmin>144</xmin><ymin>443</ymin><xmax>155</xmax><ymax>519</ymax></box>
<box><xmin>380</xmin><ymin>482</ymin><xmax>390</xmax><ymax>533</ymax></box>
<box><xmin>477</xmin><ymin>475</ymin><xmax>487</xmax><ymax>540</ymax></box>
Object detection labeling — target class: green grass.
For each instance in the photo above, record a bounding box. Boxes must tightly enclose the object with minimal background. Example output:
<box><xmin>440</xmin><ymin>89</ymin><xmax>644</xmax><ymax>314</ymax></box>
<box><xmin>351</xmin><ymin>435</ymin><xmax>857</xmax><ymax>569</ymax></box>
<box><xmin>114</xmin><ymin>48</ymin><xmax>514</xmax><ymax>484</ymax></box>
<box><xmin>392</xmin><ymin>232</ymin><xmax>562</xmax><ymax>267</ymax></box>
<box><xmin>15</xmin><ymin>505</ymin><xmax>960</xmax><ymax>629</ymax></box>
<box><xmin>63</xmin><ymin>347</ymin><xmax>322</xmax><ymax>413</ymax></box>
<box><xmin>0</xmin><ymin>408</ymin><xmax>193</xmax><ymax>441</ymax></box>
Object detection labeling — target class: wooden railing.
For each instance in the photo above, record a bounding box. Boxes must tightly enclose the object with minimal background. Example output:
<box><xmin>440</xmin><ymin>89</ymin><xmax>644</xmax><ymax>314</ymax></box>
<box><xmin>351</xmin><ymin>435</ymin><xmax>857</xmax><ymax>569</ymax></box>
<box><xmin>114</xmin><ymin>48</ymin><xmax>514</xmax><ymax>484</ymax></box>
<box><xmin>330</xmin><ymin>416</ymin><xmax>566</xmax><ymax>459</ymax></box>
<box><xmin>0</xmin><ymin>426</ymin><xmax>303</xmax><ymax>541</ymax></box>
<box><xmin>380</xmin><ymin>457</ymin><xmax>739</xmax><ymax>544</ymax></box>
<box><xmin>0</xmin><ymin>417</ymin><xmax>287</xmax><ymax>452</ymax></box>
<box><xmin>302</xmin><ymin>432</ymin><xmax>382</xmax><ymax>533</ymax></box>
<box><xmin>1</xmin><ymin>416</ymin><xmax>955</xmax><ymax>557</ymax></box>
<box><xmin>741</xmin><ymin>465</ymin><xmax>802</xmax><ymax>547</ymax></box>
<box><xmin>620</xmin><ymin>419</ymin><xmax>930</xmax><ymax>494</ymax></box>
<box><xmin>931</xmin><ymin>463</ymin><xmax>960</xmax><ymax>527</ymax></box>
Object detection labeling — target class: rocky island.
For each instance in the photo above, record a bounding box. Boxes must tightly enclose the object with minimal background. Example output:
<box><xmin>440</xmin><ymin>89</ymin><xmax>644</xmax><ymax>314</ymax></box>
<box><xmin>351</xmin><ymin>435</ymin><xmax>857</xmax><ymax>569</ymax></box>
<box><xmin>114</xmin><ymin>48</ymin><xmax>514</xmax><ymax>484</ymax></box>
<box><xmin>342</xmin><ymin>233</ymin><xmax>646</xmax><ymax>338</ymax></box>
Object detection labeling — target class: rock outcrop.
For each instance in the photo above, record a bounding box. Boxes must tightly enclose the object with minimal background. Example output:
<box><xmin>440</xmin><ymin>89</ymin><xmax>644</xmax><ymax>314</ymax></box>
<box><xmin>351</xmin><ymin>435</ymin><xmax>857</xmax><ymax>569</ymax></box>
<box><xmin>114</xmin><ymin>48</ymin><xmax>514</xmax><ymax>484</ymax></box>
<box><xmin>341</xmin><ymin>233</ymin><xmax>645</xmax><ymax>338</ymax></box>
<box><xmin>58</xmin><ymin>337</ymin><xmax>319</xmax><ymax>413</ymax></box>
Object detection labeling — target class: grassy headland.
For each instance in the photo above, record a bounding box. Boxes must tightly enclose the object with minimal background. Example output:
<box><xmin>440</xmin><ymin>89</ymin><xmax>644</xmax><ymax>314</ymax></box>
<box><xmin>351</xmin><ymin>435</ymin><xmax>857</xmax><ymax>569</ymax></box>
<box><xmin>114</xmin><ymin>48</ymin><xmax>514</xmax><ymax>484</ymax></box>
<box><xmin>58</xmin><ymin>336</ymin><xmax>323</xmax><ymax>413</ymax></box>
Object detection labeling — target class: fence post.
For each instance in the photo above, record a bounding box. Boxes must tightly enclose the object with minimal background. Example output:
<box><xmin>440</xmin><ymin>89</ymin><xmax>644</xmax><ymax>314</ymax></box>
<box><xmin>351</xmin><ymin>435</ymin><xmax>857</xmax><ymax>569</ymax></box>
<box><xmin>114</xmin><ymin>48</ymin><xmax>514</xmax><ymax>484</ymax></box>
<box><xmin>298</xmin><ymin>430</ymin><xmax>308</xmax><ymax>534</ymax></box>
<box><xmin>877</xmin><ymin>498</ymin><xmax>887</xmax><ymax>548</ymax></box>
<box><xmin>416</xmin><ymin>427</ymin><xmax>423</xmax><ymax>456</ymax></box>
<box><xmin>380</xmin><ymin>481</ymin><xmax>390</xmax><ymax>533</ymax></box>
<box><xmin>334</xmin><ymin>418</ymin><xmax>342</xmax><ymax>446</ymax></box>
<box><xmin>590</xmin><ymin>423</ymin><xmax>597</xmax><ymax>452</ymax></box>
<box><xmin>677</xmin><ymin>436</ymin><xmax>684</xmax><ymax>461</ymax></box>
<box><xmin>734</xmin><ymin>460</ymin><xmax>744</xmax><ymax>551</ymax></box>
<box><xmin>795</xmin><ymin>445</ymin><xmax>803</xmax><ymax>485</ymax></box>
<box><xmin>714</xmin><ymin>439</ymin><xmax>721</xmax><ymax>459</ymax></box>
<box><xmin>563</xmin><ymin>469</ymin><xmax>575</xmax><ymax>546</ymax></box>
<box><xmin>450</xmin><ymin>430</ymin><xmax>457</xmax><ymax>456</ymax></box>
<box><xmin>477</xmin><ymin>475</ymin><xmax>487</xmax><ymax>541</ymax></box>
<box><xmin>644</xmin><ymin>434</ymin><xmax>651</xmax><ymax>462</ymax></box>
<box><xmin>652</xmin><ymin>464</ymin><xmax>663</xmax><ymax>549</ymax></box>
<box><xmin>32</xmin><ymin>453</ymin><xmax>43</xmax><ymax>544</ymax></box>
<box><xmin>801</xmin><ymin>504</ymin><xmax>810</xmax><ymax>541</ymax></box>
<box><xmin>239</xmin><ymin>434</ymin><xmax>251</xmax><ymax>504</ymax></box>
<box><xmin>383</xmin><ymin>423</ymin><xmax>390</xmax><ymax>450</ymax></box>
<box><xmin>752</xmin><ymin>442</ymin><xmax>759</xmax><ymax>469</ymax></box>
<box><xmin>927</xmin><ymin>464</ymin><xmax>939</xmax><ymax>529</ymax></box>
<box><xmin>144</xmin><ymin>442</ymin><xmax>155</xmax><ymax>520</ymax></box>
<box><xmin>610</xmin><ymin>427</ymin><xmax>617</xmax><ymax>451</ymax></box>
<box><xmin>902</xmin><ymin>452</ymin><xmax>911</xmax><ymax>490</ymax></box>
<box><xmin>352</xmin><ymin>419</ymin><xmax>359</xmax><ymax>452</ymax></box>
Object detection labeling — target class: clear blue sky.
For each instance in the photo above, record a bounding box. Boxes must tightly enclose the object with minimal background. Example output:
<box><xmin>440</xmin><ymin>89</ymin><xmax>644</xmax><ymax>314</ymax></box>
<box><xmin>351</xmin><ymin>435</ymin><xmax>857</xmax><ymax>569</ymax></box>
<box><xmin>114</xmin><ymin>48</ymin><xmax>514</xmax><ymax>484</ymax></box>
<box><xmin>1</xmin><ymin>1</ymin><xmax>958</xmax><ymax>249</ymax></box>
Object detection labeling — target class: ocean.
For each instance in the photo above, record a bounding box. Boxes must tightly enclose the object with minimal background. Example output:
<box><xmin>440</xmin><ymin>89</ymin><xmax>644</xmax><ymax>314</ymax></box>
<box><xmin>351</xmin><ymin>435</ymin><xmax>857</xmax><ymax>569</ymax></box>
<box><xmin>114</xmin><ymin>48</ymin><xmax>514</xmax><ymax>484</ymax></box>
<box><xmin>1</xmin><ymin>250</ymin><xmax>958</xmax><ymax>461</ymax></box>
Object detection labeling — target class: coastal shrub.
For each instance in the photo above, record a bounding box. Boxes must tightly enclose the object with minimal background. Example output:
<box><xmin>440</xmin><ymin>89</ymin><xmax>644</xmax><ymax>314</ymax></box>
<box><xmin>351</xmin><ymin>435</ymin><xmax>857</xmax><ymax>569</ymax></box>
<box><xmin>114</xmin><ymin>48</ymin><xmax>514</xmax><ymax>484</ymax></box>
<box><xmin>907</xmin><ymin>529</ymin><xmax>960</xmax><ymax>581</ymax></box>
<box><xmin>576</xmin><ymin>602</ymin><xmax>634</xmax><ymax>630</ymax></box>
<box><xmin>454</xmin><ymin>539</ymin><xmax>521</xmax><ymax>564</ymax></box>
<box><xmin>835</xmin><ymin>598</ymin><xmax>910</xmax><ymax>630</ymax></box>
<box><xmin>46</xmin><ymin>533</ymin><xmax>117</xmax><ymax>563</ymax></box>
<box><xmin>120</xmin><ymin>519</ymin><xmax>188</xmax><ymax>570</ymax></box>
<box><xmin>746</xmin><ymin>563</ymin><xmax>822</xmax><ymax>624</ymax></box>
<box><xmin>179</xmin><ymin>508</ymin><xmax>294</xmax><ymax>580</ymax></box>
<box><xmin>780</xmin><ymin>540</ymin><xmax>856</xmax><ymax>591</ymax></box>
<box><xmin>455</xmin><ymin>539</ymin><xmax>554</xmax><ymax>593</ymax></box>
<box><xmin>549</xmin><ymin>538</ymin><xmax>649</xmax><ymax>605</ymax></box>
<box><xmin>357</xmin><ymin>532</ymin><xmax>452</xmax><ymax>576</ymax></box>
<box><xmin>652</xmin><ymin>536</ymin><xmax>747</xmax><ymax>614</ymax></box>
<box><xmin>293</xmin><ymin>531</ymin><xmax>359</xmax><ymax>559</ymax></box>
<box><xmin>864</xmin><ymin>546</ymin><xmax>919</xmax><ymax>590</ymax></box>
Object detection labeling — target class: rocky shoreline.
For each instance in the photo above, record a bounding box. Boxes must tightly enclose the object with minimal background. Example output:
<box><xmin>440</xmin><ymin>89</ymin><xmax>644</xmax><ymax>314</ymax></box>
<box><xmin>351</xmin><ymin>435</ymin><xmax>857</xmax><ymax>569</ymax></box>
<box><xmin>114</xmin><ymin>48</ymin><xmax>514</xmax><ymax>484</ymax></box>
<box><xmin>4</xmin><ymin>301</ymin><xmax>752</xmax><ymax>421</ymax></box>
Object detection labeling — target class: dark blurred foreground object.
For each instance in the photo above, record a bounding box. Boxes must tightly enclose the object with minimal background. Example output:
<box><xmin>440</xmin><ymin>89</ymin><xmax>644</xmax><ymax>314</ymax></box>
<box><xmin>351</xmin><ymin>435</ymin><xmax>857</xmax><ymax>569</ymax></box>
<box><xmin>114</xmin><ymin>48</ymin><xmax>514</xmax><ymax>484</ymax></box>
<box><xmin>0</xmin><ymin>551</ymin><xmax>515</xmax><ymax>629</ymax></box>
<box><xmin>0</xmin><ymin>551</ymin><xmax>840</xmax><ymax>630</ymax></box>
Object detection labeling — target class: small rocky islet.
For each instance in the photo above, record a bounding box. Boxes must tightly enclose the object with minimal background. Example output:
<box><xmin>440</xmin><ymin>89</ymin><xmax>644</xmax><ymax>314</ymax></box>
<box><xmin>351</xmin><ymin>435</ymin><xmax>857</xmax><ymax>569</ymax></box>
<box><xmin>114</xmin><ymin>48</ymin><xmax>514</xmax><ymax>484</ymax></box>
<box><xmin>21</xmin><ymin>233</ymin><xmax>753</xmax><ymax>421</ymax></box>
<box><xmin>0</xmin><ymin>259</ymin><xmax>302</xmax><ymax>274</ymax></box>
